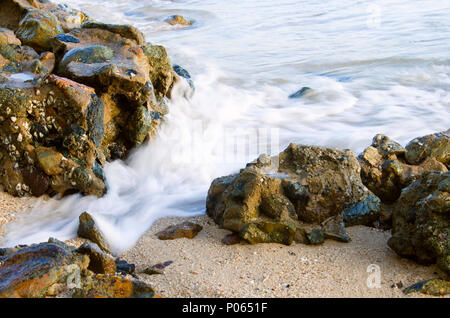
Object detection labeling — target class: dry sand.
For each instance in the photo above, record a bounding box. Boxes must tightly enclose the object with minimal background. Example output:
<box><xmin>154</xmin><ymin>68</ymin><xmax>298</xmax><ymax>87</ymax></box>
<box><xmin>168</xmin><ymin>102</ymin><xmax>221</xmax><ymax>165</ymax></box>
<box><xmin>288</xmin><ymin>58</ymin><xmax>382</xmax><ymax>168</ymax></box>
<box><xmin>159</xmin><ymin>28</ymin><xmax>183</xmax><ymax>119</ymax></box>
<box><xmin>0</xmin><ymin>191</ymin><xmax>446</xmax><ymax>298</ymax></box>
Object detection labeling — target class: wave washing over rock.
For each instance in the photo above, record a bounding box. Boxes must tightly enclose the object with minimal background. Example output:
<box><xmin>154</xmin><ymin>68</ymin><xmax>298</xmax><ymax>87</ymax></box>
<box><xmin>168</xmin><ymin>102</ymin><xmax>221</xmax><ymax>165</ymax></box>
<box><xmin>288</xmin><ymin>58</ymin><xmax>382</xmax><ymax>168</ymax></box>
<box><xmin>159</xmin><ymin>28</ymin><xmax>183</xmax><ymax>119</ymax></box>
<box><xmin>0</xmin><ymin>0</ymin><xmax>449</xmax><ymax>298</ymax></box>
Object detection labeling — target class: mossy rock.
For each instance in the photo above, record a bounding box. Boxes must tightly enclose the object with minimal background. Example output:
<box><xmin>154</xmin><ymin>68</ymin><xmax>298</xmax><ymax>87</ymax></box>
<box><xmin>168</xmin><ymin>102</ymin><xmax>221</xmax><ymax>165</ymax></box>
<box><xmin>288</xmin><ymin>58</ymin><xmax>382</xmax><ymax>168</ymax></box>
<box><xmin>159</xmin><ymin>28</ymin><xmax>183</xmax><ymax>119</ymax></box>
<box><xmin>15</xmin><ymin>10</ymin><xmax>64</xmax><ymax>52</ymax></box>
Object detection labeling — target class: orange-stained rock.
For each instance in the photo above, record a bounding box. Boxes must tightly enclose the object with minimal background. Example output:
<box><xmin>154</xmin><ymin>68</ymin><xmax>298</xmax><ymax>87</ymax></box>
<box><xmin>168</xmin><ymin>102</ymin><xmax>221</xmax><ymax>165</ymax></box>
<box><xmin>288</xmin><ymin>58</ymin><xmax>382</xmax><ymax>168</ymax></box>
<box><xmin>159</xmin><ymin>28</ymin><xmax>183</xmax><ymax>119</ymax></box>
<box><xmin>74</xmin><ymin>274</ymin><xmax>157</xmax><ymax>298</ymax></box>
<box><xmin>0</xmin><ymin>242</ymin><xmax>89</xmax><ymax>298</ymax></box>
<box><xmin>76</xmin><ymin>242</ymin><xmax>116</xmax><ymax>275</ymax></box>
<box><xmin>48</xmin><ymin>74</ymin><xmax>96</xmax><ymax>94</ymax></box>
<box><xmin>156</xmin><ymin>221</ymin><xmax>203</xmax><ymax>240</ymax></box>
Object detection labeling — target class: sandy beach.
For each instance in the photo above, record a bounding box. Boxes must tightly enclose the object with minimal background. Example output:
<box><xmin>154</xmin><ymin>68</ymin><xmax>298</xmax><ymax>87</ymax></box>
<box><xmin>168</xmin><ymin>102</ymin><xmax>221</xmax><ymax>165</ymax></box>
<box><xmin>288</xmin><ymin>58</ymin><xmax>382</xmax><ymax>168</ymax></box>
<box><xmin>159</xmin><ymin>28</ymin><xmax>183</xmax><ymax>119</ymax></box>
<box><xmin>0</xmin><ymin>192</ymin><xmax>444</xmax><ymax>298</ymax></box>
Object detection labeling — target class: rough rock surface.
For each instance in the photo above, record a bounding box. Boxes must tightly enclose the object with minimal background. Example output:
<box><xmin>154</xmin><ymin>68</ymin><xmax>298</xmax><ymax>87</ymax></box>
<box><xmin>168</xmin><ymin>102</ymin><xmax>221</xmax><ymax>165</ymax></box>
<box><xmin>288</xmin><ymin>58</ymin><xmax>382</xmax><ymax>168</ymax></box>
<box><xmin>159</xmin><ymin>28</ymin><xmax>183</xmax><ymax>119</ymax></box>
<box><xmin>76</xmin><ymin>242</ymin><xmax>116</xmax><ymax>275</ymax></box>
<box><xmin>0</xmin><ymin>238</ymin><xmax>157</xmax><ymax>298</ymax></box>
<box><xmin>77</xmin><ymin>212</ymin><xmax>110</xmax><ymax>253</ymax></box>
<box><xmin>359</xmin><ymin>133</ymin><xmax>448</xmax><ymax>203</ymax></box>
<box><xmin>156</xmin><ymin>221</ymin><xmax>203</xmax><ymax>240</ymax></box>
<box><xmin>388</xmin><ymin>171</ymin><xmax>450</xmax><ymax>278</ymax></box>
<box><xmin>207</xmin><ymin>144</ymin><xmax>379</xmax><ymax>245</ymax></box>
<box><xmin>0</xmin><ymin>0</ymin><xmax>179</xmax><ymax>197</ymax></box>
<box><xmin>403</xmin><ymin>279</ymin><xmax>450</xmax><ymax>296</ymax></box>
<box><xmin>0</xmin><ymin>240</ymin><xmax>88</xmax><ymax>297</ymax></box>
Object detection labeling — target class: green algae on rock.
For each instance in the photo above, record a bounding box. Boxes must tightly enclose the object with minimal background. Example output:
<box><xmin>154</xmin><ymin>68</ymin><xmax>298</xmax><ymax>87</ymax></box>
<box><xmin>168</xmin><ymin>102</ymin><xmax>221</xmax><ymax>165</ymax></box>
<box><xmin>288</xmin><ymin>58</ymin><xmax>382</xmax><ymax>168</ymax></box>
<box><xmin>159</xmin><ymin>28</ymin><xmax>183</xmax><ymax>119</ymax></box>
<box><xmin>16</xmin><ymin>10</ymin><xmax>64</xmax><ymax>52</ymax></box>
<box><xmin>388</xmin><ymin>171</ymin><xmax>450</xmax><ymax>278</ymax></box>
<box><xmin>207</xmin><ymin>144</ymin><xmax>378</xmax><ymax>245</ymax></box>
<box><xmin>359</xmin><ymin>133</ymin><xmax>448</xmax><ymax>203</ymax></box>
<box><xmin>0</xmin><ymin>0</ymin><xmax>182</xmax><ymax>197</ymax></box>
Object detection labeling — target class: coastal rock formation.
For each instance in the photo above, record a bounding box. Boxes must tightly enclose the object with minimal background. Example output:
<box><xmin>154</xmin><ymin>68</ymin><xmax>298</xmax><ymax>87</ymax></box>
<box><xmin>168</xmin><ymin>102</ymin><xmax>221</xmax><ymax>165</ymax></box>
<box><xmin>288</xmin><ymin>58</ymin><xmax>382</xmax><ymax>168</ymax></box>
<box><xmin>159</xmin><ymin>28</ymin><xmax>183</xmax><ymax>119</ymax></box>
<box><xmin>358</xmin><ymin>132</ymin><xmax>448</xmax><ymax>203</ymax></box>
<box><xmin>388</xmin><ymin>171</ymin><xmax>450</xmax><ymax>278</ymax></box>
<box><xmin>0</xmin><ymin>238</ymin><xmax>157</xmax><ymax>298</ymax></box>
<box><xmin>0</xmin><ymin>0</ymin><xmax>180</xmax><ymax>197</ymax></box>
<box><xmin>206</xmin><ymin>144</ymin><xmax>379</xmax><ymax>245</ymax></box>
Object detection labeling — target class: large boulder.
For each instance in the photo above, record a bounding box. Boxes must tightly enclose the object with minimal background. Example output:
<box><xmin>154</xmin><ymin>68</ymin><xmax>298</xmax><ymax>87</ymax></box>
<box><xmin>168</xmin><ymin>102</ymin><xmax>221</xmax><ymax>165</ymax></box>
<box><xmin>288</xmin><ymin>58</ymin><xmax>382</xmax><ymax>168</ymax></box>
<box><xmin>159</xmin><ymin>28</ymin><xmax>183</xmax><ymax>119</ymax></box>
<box><xmin>359</xmin><ymin>133</ymin><xmax>448</xmax><ymax>203</ymax></box>
<box><xmin>0</xmin><ymin>74</ymin><xmax>106</xmax><ymax>197</ymax></box>
<box><xmin>207</xmin><ymin>144</ymin><xmax>380</xmax><ymax>245</ymax></box>
<box><xmin>0</xmin><ymin>0</ymin><xmax>181</xmax><ymax>197</ymax></box>
<box><xmin>51</xmin><ymin>23</ymin><xmax>168</xmax><ymax>158</ymax></box>
<box><xmin>0</xmin><ymin>240</ymin><xmax>89</xmax><ymax>297</ymax></box>
<box><xmin>388</xmin><ymin>171</ymin><xmax>450</xmax><ymax>278</ymax></box>
<box><xmin>278</xmin><ymin>144</ymin><xmax>378</xmax><ymax>223</ymax></box>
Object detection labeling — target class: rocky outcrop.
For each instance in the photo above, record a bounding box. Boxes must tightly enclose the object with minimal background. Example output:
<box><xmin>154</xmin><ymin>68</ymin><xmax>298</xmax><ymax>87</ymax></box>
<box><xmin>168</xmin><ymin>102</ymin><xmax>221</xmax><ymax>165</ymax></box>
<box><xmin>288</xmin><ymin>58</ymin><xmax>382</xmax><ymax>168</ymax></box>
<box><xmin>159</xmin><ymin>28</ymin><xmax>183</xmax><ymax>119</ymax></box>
<box><xmin>0</xmin><ymin>0</ymin><xmax>182</xmax><ymax>197</ymax></box>
<box><xmin>359</xmin><ymin>132</ymin><xmax>448</xmax><ymax>203</ymax></box>
<box><xmin>0</xmin><ymin>238</ymin><xmax>158</xmax><ymax>298</ymax></box>
<box><xmin>207</xmin><ymin>144</ymin><xmax>379</xmax><ymax>245</ymax></box>
<box><xmin>387</xmin><ymin>171</ymin><xmax>450</xmax><ymax>278</ymax></box>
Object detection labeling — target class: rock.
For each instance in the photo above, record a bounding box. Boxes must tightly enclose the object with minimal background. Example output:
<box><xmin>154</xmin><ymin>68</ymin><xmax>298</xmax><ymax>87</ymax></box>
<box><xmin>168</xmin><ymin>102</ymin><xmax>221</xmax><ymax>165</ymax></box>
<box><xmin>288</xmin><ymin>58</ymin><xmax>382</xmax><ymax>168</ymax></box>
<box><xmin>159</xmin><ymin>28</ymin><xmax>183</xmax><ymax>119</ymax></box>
<box><xmin>387</xmin><ymin>171</ymin><xmax>450</xmax><ymax>277</ymax></box>
<box><xmin>306</xmin><ymin>229</ymin><xmax>325</xmax><ymax>245</ymax></box>
<box><xmin>359</xmin><ymin>133</ymin><xmax>448</xmax><ymax>203</ymax></box>
<box><xmin>73</xmin><ymin>274</ymin><xmax>157</xmax><ymax>298</ymax></box>
<box><xmin>142</xmin><ymin>43</ymin><xmax>176</xmax><ymax>98</ymax></box>
<box><xmin>207</xmin><ymin>170</ymin><xmax>297</xmax><ymax>245</ymax></box>
<box><xmin>143</xmin><ymin>261</ymin><xmax>173</xmax><ymax>275</ymax></box>
<box><xmin>51</xmin><ymin>24</ymin><xmax>167</xmax><ymax>156</ymax></box>
<box><xmin>81</xmin><ymin>21</ymin><xmax>145</xmax><ymax>45</ymax></box>
<box><xmin>165</xmin><ymin>15</ymin><xmax>193</xmax><ymax>26</ymax></box>
<box><xmin>0</xmin><ymin>0</ymin><xmax>182</xmax><ymax>198</ymax></box>
<box><xmin>279</xmin><ymin>144</ymin><xmax>377</xmax><ymax>223</ymax></box>
<box><xmin>403</xmin><ymin>279</ymin><xmax>450</xmax><ymax>296</ymax></box>
<box><xmin>324</xmin><ymin>231</ymin><xmax>351</xmax><ymax>243</ymax></box>
<box><xmin>115</xmin><ymin>259</ymin><xmax>135</xmax><ymax>276</ymax></box>
<box><xmin>15</xmin><ymin>10</ymin><xmax>64</xmax><ymax>52</ymax></box>
<box><xmin>0</xmin><ymin>73</ymin><xmax>106</xmax><ymax>197</ymax></box>
<box><xmin>77</xmin><ymin>212</ymin><xmax>111</xmax><ymax>253</ymax></box>
<box><xmin>207</xmin><ymin>144</ymin><xmax>379</xmax><ymax>245</ymax></box>
<box><xmin>156</xmin><ymin>221</ymin><xmax>203</xmax><ymax>240</ymax></box>
<box><xmin>35</xmin><ymin>146</ymin><xmax>64</xmax><ymax>175</ymax></box>
<box><xmin>0</xmin><ymin>241</ymin><xmax>89</xmax><ymax>297</ymax></box>
<box><xmin>0</xmin><ymin>28</ymin><xmax>21</xmax><ymax>45</ymax></box>
<box><xmin>405</xmin><ymin>130</ymin><xmax>449</xmax><ymax>167</ymax></box>
<box><xmin>173</xmin><ymin>64</ymin><xmax>194</xmax><ymax>98</ymax></box>
<box><xmin>127</xmin><ymin>106</ymin><xmax>160</xmax><ymax>146</ymax></box>
<box><xmin>288</xmin><ymin>87</ymin><xmax>311</xmax><ymax>99</ymax></box>
<box><xmin>76</xmin><ymin>242</ymin><xmax>116</xmax><ymax>275</ymax></box>
<box><xmin>222</xmin><ymin>233</ymin><xmax>241</xmax><ymax>245</ymax></box>
<box><xmin>343</xmin><ymin>195</ymin><xmax>381</xmax><ymax>226</ymax></box>
<box><xmin>0</xmin><ymin>0</ymin><xmax>39</xmax><ymax>31</ymax></box>
<box><xmin>321</xmin><ymin>214</ymin><xmax>352</xmax><ymax>243</ymax></box>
